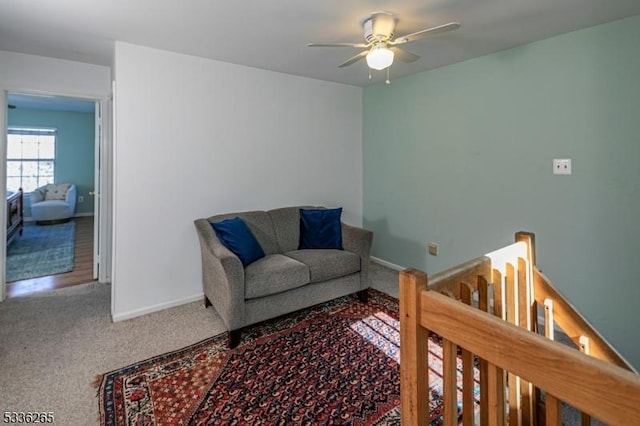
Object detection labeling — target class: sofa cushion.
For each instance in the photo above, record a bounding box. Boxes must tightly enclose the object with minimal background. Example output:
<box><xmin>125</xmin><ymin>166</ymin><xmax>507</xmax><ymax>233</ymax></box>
<box><xmin>245</xmin><ymin>254</ymin><xmax>310</xmax><ymax>299</ymax></box>
<box><xmin>267</xmin><ymin>206</ymin><xmax>315</xmax><ymax>253</ymax></box>
<box><xmin>44</xmin><ymin>183</ymin><xmax>71</xmax><ymax>200</ymax></box>
<box><xmin>210</xmin><ymin>210</ymin><xmax>279</xmax><ymax>256</ymax></box>
<box><xmin>284</xmin><ymin>249</ymin><xmax>360</xmax><ymax>284</ymax></box>
<box><xmin>211</xmin><ymin>217</ymin><xmax>265</xmax><ymax>267</ymax></box>
<box><xmin>299</xmin><ymin>207</ymin><xmax>343</xmax><ymax>250</ymax></box>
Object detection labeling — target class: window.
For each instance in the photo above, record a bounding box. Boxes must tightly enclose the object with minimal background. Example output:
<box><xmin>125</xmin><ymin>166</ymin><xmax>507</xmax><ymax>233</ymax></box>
<box><xmin>6</xmin><ymin>127</ymin><xmax>57</xmax><ymax>193</ymax></box>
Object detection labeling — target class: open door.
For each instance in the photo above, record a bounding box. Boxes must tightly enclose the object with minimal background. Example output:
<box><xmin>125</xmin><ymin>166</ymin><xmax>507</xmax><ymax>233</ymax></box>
<box><xmin>94</xmin><ymin>101</ymin><xmax>101</xmax><ymax>279</ymax></box>
<box><xmin>0</xmin><ymin>89</ymin><xmax>7</xmax><ymax>301</ymax></box>
<box><xmin>94</xmin><ymin>98</ymin><xmax>112</xmax><ymax>283</ymax></box>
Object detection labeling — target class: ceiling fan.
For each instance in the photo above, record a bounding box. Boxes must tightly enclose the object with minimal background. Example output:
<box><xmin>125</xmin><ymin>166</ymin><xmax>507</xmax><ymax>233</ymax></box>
<box><xmin>308</xmin><ymin>12</ymin><xmax>460</xmax><ymax>71</ymax></box>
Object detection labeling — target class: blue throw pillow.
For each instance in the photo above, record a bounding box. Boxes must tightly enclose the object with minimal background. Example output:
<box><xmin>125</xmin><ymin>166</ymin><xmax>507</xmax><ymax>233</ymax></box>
<box><xmin>299</xmin><ymin>207</ymin><xmax>343</xmax><ymax>250</ymax></box>
<box><xmin>211</xmin><ymin>217</ymin><xmax>265</xmax><ymax>267</ymax></box>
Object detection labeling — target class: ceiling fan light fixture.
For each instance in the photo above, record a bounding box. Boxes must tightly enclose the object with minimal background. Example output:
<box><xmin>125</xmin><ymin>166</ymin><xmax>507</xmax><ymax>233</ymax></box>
<box><xmin>366</xmin><ymin>45</ymin><xmax>394</xmax><ymax>70</ymax></box>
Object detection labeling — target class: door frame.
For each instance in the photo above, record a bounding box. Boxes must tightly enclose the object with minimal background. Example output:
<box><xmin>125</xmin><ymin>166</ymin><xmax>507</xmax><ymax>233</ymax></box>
<box><xmin>95</xmin><ymin>97</ymin><xmax>113</xmax><ymax>283</ymax></box>
<box><xmin>0</xmin><ymin>88</ymin><xmax>113</xmax><ymax>300</ymax></box>
<box><xmin>0</xmin><ymin>89</ymin><xmax>7</xmax><ymax>300</ymax></box>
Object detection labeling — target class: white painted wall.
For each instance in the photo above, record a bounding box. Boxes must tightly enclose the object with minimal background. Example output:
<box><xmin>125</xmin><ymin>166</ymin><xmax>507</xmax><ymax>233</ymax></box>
<box><xmin>0</xmin><ymin>50</ymin><xmax>110</xmax><ymax>97</ymax></box>
<box><xmin>112</xmin><ymin>42</ymin><xmax>363</xmax><ymax>320</ymax></box>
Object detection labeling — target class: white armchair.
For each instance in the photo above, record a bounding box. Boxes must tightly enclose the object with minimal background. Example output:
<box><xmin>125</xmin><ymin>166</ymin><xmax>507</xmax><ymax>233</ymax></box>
<box><xmin>30</xmin><ymin>183</ymin><xmax>77</xmax><ymax>224</ymax></box>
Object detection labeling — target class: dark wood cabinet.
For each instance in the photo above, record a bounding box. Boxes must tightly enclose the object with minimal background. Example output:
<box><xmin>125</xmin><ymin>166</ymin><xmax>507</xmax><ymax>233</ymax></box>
<box><xmin>7</xmin><ymin>188</ymin><xmax>23</xmax><ymax>245</ymax></box>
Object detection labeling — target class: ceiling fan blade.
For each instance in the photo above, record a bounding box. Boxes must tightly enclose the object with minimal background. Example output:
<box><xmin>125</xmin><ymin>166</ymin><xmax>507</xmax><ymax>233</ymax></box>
<box><xmin>307</xmin><ymin>42</ymin><xmax>369</xmax><ymax>48</ymax></box>
<box><xmin>390</xmin><ymin>47</ymin><xmax>420</xmax><ymax>63</ymax></box>
<box><xmin>338</xmin><ymin>50</ymin><xmax>368</xmax><ymax>68</ymax></box>
<box><xmin>390</xmin><ymin>22</ymin><xmax>461</xmax><ymax>45</ymax></box>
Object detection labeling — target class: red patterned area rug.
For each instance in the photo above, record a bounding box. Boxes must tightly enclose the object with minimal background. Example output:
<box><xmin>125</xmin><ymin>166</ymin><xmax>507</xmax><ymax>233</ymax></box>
<box><xmin>97</xmin><ymin>289</ymin><xmax>477</xmax><ymax>425</ymax></box>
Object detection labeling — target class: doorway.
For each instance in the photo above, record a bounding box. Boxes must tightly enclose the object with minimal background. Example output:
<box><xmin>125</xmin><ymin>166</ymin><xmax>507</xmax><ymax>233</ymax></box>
<box><xmin>3</xmin><ymin>91</ymin><xmax>110</xmax><ymax>297</ymax></box>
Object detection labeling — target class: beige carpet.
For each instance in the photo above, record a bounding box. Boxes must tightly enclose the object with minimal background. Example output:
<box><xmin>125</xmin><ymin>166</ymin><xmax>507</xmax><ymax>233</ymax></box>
<box><xmin>0</xmin><ymin>262</ymin><xmax>593</xmax><ymax>425</ymax></box>
<box><xmin>0</xmin><ymin>262</ymin><xmax>399</xmax><ymax>425</ymax></box>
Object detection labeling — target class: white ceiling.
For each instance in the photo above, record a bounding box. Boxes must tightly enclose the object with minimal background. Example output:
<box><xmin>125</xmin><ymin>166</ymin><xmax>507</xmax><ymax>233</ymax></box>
<box><xmin>1</xmin><ymin>0</ymin><xmax>639</xmax><ymax>87</ymax></box>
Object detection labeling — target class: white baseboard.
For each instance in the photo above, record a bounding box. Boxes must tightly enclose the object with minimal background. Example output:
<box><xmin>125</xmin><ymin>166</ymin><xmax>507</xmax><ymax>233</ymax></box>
<box><xmin>112</xmin><ymin>292</ymin><xmax>204</xmax><ymax>322</ymax></box>
<box><xmin>370</xmin><ymin>256</ymin><xmax>405</xmax><ymax>271</ymax></box>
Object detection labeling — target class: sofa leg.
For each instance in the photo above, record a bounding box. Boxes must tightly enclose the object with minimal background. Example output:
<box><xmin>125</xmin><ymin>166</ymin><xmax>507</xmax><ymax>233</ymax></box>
<box><xmin>229</xmin><ymin>329</ymin><xmax>241</xmax><ymax>349</ymax></box>
<box><xmin>204</xmin><ymin>296</ymin><xmax>212</xmax><ymax>308</ymax></box>
<box><xmin>357</xmin><ymin>289</ymin><xmax>369</xmax><ymax>304</ymax></box>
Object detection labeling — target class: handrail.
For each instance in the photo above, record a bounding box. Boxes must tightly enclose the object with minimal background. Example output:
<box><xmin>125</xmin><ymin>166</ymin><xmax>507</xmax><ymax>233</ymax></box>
<box><xmin>534</xmin><ymin>267</ymin><xmax>636</xmax><ymax>373</ymax></box>
<box><xmin>421</xmin><ymin>289</ymin><xmax>640</xmax><ymax>425</ymax></box>
<box><xmin>514</xmin><ymin>232</ymin><xmax>635</xmax><ymax>372</ymax></box>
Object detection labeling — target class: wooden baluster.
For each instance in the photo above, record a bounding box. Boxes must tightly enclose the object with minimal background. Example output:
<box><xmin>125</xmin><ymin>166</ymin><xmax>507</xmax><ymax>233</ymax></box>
<box><xmin>460</xmin><ymin>283</ymin><xmax>475</xmax><ymax>426</ymax></box>
<box><xmin>517</xmin><ymin>258</ymin><xmax>531</xmax><ymax>329</ymax></box>
<box><xmin>488</xmin><ymin>269</ymin><xmax>507</xmax><ymax>426</ymax></box>
<box><xmin>487</xmin><ymin>362</ymin><xmax>506</xmax><ymax>426</ymax></box>
<box><xmin>490</xmin><ymin>269</ymin><xmax>506</xmax><ymax>424</ymax></box>
<box><xmin>546</xmin><ymin>393</ymin><xmax>562</xmax><ymax>426</ymax></box>
<box><xmin>399</xmin><ymin>269</ymin><xmax>429</xmax><ymax>426</ymax></box>
<box><xmin>443</xmin><ymin>337</ymin><xmax>458</xmax><ymax>426</ymax></box>
<box><xmin>493</xmin><ymin>269</ymin><xmax>505</xmax><ymax>320</ymax></box>
<box><xmin>478</xmin><ymin>276</ymin><xmax>490</xmax><ymax>426</ymax></box>
<box><xmin>544</xmin><ymin>299</ymin><xmax>555</xmax><ymax>341</ymax></box>
<box><xmin>542</xmin><ymin>298</ymin><xmax>561</xmax><ymax>425</ymax></box>
<box><xmin>506</xmin><ymin>264</ymin><xmax>519</xmax><ymax>328</ymax></box>
<box><xmin>518</xmin><ymin>258</ymin><xmax>534</xmax><ymax>426</ymax></box>
<box><xmin>506</xmin><ymin>263</ymin><xmax>522</xmax><ymax>426</ymax></box>
<box><xmin>579</xmin><ymin>336</ymin><xmax>591</xmax><ymax>426</ymax></box>
<box><xmin>579</xmin><ymin>335</ymin><xmax>590</xmax><ymax>354</ymax></box>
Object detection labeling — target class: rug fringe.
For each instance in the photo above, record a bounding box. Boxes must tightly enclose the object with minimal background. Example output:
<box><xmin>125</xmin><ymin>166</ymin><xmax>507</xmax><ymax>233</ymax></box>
<box><xmin>91</xmin><ymin>374</ymin><xmax>104</xmax><ymax>390</ymax></box>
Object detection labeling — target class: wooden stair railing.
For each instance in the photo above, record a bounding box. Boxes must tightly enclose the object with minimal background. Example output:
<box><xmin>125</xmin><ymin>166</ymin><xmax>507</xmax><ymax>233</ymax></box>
<box><xmin>533</xmin><ymin>268</ymin><xmax>635</xmax><ymax>372</ymax></box>
<box><xmin>516</xmin><ymin>232</ymin><xmax>635</xmax><ymax>373</ymax></box>
<box><xmin>399</xmin><ymin>231</ymin><xmax>640</xmax><ymax>426</ymax></box>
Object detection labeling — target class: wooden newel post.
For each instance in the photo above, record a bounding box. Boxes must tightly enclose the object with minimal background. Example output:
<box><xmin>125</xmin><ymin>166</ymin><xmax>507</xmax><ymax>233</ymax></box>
<box><xmin>515</xmin><ymin>231</ymin><xmax>536</xmax><ymax>266</ymax></box>
<box><xmin>400</xmin><ymin>268</ymin><xmax>429</xmax><ymax>426</ymax></box>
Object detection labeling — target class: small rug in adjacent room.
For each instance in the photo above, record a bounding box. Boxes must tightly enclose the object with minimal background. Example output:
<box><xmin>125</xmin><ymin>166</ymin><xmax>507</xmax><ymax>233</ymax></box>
<box><xmin>96</xmin><ymin>289</ymin><xmax>478</xmax><ymax>425</ymax></box>
<box><xmin>6</xmin><ymin>221</ymin><xmax>75</xmax><ymax>282</ymax></box>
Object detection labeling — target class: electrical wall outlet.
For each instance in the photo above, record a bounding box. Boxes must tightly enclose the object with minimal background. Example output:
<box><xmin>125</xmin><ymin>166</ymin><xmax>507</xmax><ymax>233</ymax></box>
<box><xmin>553</xmin><ymin>158</ymin><xmax>572</xmax><ymax>175</ymax></box>
<box><xmin>428</xmin><ymin>242</ymin><xmax>439</xmax><ymax>256</ymax></box>
<box><xmin>78</xmin><ymin>195</ymin><xmax>84</xmax><ymax>203</ymax></box>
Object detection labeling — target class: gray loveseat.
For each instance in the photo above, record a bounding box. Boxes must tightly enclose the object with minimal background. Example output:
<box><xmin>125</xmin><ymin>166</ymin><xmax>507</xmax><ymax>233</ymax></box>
<box><xmin>194</xmin><ymin>206</ymin><xmax>373</xmax><ymax>348</ymax></box>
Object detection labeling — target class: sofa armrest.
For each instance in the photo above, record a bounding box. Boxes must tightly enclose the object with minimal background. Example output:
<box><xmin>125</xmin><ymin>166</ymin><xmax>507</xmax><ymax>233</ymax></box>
<box><xmin>342</xmin><ymin>223</ymin><xmax>373</xmax><ymax>289</ymax></box>
<box><xmin>342</xmin><ymin>223</ymin><xmax>373</xmax><ymax>259</ymax></box>
<box><xmin>30</xmin><ymin>187</ymin><xmax>45</xmax><ymax>204</ymax></box>
<box><xmin>194</xmin><ymin>218</ymin><xmax>246</xmax><ymax>330</ymax></box>
<box><xmin>66</xmin><ymin>185</ymin><xmax>77</xmax><ymax>212</ymax></box>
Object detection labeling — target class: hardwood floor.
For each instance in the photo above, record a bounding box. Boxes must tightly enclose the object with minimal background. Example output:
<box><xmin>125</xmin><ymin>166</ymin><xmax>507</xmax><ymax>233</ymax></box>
<box><xmin>6</xmin><ymin>216</ymin><xmax>95</xmax><ymax>298</ymax></box>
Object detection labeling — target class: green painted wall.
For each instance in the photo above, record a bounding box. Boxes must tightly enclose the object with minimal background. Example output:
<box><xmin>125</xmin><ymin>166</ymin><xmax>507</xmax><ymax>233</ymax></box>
<box><xmin>8</xmin><ymin>108</ymin><xmax>95</xmax><ymax>216</ymax></box>
<box><xmin>364</xmin><ymin>15</ymin><xmax>640</xmax><ymax>369</ymax></box>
